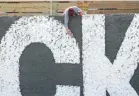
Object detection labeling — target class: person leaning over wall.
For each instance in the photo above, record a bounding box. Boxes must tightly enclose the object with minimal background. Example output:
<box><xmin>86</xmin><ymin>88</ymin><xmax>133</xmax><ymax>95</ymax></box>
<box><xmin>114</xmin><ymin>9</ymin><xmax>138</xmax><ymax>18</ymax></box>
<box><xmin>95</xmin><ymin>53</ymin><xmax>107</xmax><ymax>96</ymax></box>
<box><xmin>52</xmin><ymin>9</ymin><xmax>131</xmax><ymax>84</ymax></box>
<box><xmin>63</xmin><ymin>6</ymin><xmax>83</xmax><ymax>37</ymax></box>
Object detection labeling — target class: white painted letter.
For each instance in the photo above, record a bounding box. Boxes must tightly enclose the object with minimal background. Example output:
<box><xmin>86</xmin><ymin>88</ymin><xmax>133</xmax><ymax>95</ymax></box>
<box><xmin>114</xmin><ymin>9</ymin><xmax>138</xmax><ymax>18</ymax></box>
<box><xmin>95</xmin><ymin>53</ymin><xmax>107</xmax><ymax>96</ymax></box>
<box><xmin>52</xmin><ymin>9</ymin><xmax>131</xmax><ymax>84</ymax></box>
<box><xmin>0</xmin><ymin>16</ymin><xmax>80</xmax><ymax>96</ymax></box>
<box><xmin>82</xmin><ymin>14</ymin><xmax>139</xmax><ymax>96</ymax></box>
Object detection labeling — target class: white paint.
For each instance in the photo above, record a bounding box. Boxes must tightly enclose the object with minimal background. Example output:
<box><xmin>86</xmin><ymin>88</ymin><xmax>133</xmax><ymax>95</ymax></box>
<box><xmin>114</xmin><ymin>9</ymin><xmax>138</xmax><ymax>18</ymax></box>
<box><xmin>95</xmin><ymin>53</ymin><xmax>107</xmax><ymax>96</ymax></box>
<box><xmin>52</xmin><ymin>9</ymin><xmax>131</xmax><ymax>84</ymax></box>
<box><xmin>55</xmin><ymin>85</ymin><xmax>80</xmax><ymax>96</ymax></box>
<box><xmin>0</xmin><ymin>14</ymin><xmax>139</xmax><ymax>96</ymax></box>
<box><xmin>82</xmin><ymin>14</ymin><xmax>110</xmax><ymax>96</ymax></box>
<box><xmin>82</xmin><ymin>14</ymin><xmax>139</xmax><ymax>96</ymax></box>
<box><xmin>107</xmin><ymin>14</ymin><xmax>139</xmax><ymax>96</ymax></box>
<box><xmin>0</xmin><ymin>16</ymin><xmax>80</xmax><ymax>96</ymax></box>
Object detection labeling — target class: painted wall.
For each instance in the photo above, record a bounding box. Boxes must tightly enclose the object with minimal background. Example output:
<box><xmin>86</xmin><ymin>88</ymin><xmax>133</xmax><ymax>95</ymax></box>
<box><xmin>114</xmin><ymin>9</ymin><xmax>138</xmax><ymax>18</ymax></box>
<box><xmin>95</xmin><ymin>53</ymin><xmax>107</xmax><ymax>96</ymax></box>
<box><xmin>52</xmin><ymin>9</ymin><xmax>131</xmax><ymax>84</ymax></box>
<box><xmin>0</xmin><ymin>14</ymin><xmax>139</xmax><ymax>96</ymax></box>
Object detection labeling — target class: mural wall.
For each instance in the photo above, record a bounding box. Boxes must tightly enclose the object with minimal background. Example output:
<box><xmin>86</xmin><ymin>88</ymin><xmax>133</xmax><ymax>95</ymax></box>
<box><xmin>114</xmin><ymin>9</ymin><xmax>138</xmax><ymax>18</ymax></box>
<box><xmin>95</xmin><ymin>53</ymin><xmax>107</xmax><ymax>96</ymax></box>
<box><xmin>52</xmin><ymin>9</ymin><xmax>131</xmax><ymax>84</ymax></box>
<box><xmin>0</xmin><ymin>14</ymin><xmax>139</xmax><ymax>96</ymax></box>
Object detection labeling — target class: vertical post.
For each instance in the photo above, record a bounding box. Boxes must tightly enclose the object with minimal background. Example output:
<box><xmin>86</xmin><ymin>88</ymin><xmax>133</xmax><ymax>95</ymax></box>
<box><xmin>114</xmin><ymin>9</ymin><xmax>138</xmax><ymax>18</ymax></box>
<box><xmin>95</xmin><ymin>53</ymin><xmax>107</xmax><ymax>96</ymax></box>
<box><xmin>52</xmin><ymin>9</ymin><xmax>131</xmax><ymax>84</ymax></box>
<box><xmin>56</xmin><ymin>1</ymin><xmax>59</xmax><ymax>15</ymax></box>
<box><xmin>50</xmin><ymin>0</ymin><xmax>52</xmax><ymax>15</ymax></box>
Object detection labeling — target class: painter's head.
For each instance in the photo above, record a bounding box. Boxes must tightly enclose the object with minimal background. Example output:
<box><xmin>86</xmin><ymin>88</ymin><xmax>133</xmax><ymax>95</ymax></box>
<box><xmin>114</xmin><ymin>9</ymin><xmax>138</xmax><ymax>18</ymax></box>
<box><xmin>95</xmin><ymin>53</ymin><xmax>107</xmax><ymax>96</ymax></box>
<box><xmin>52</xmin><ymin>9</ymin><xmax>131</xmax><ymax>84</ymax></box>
<box><xmin>68</xmin><ymin>8</ymin><xmax>75</xmax><ymax>16</ymax></box>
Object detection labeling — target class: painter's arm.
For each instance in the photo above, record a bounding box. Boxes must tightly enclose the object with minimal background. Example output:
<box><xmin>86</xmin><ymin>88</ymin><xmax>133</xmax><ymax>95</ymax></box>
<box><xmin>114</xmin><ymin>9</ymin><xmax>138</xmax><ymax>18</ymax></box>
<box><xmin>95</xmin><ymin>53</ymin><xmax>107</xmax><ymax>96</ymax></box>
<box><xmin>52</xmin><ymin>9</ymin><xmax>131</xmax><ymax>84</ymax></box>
<box><xmin>64</xmin><ymin>12</ymin><xmax>70</xmax><ymax>33</ymax></box>
<box><xmin>76</xmin><ymin>7</ymin><xmax>82</xmax><ymax>12</ymax></box>
<box><xmin>74</xmin><ymin>6</ymin><xmax>83</xmax><ymax>16</ymax></box>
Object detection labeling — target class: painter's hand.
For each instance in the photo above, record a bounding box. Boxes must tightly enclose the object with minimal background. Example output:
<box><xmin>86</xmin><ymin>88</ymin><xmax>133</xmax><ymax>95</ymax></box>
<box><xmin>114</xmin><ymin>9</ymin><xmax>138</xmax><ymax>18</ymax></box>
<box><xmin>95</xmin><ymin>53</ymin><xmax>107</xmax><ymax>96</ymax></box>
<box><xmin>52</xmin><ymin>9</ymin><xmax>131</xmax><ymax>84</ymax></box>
<box><xmin>67</xmin><ymin>30</ymin><xmax>73</xmax><ymax>37</ymax></box>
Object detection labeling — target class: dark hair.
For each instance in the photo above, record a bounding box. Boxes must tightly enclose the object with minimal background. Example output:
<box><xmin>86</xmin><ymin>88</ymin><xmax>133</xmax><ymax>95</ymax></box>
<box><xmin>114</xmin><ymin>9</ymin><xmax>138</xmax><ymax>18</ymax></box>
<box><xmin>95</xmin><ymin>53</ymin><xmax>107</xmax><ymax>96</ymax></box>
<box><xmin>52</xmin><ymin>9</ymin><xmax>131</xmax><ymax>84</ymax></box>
<box><xmin>68</xmin><ymin>8</ymin><xmax>74</xmax><ymax>16</ymax></box>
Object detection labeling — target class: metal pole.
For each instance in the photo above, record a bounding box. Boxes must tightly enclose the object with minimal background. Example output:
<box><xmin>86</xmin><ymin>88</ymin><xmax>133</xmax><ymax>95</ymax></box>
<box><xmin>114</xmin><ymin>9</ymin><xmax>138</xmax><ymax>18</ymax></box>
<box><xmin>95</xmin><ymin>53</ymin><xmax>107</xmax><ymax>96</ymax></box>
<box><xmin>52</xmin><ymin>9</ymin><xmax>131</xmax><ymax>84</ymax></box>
<box><xmin>50</xmin><ymin>0</ymin><xmax>52</xmax><ymax>15</ymax></box>
<box><xmin>56</xmin><ymin>1</ymin><xmax>58</xmax><ymax>15</ymax></box>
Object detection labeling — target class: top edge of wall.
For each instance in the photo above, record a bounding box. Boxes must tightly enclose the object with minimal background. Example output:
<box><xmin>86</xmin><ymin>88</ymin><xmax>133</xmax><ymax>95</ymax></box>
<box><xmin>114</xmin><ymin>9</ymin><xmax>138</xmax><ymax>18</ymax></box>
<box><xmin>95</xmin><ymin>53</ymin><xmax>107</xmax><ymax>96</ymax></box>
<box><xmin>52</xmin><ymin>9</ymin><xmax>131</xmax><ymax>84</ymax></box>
<box><xmin>0</xmin><ymin>0</ymin><xmax>85</xmax><ymax>1</ymax></box>
<box><xmin>0</xmin><ymin>0</ymin><xmax>139</xmax><ymax>1</ymax></box>
<box><xmin>0</xmin><ymin>0</ymin><xmax>139</xmax><ymax>2</ymax></box>
<box><xmin>0</xmin><ymin>13</ymin><xmax>136</xmax><ymax>17</ymax></box>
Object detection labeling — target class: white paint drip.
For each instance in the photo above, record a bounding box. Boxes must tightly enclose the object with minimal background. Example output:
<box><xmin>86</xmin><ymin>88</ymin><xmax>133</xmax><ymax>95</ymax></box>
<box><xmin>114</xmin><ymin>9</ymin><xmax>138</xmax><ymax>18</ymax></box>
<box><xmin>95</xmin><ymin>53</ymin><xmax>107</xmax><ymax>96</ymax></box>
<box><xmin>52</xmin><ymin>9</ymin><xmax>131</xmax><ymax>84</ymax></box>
<box><xmin>0</xmin><ymin>16</ymin><xmax>80</xmax><ymax>96</ymax></box>
<box><xmin>82</xmin><ymin>14</ymin><xmax>139</xmax><ymax>96</ymax></box>
<box><xmin>55</xmin><ymin>85</ymin><xmax>80</xmax><ymax>96</ymax></box>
